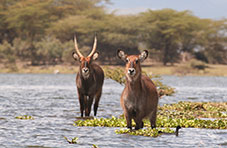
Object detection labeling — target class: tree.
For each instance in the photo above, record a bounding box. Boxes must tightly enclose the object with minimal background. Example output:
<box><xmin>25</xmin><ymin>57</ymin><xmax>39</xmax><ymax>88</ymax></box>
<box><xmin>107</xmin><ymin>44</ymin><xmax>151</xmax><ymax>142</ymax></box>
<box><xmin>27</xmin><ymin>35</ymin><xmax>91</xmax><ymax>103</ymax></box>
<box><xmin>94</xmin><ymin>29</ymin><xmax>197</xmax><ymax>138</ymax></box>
<box><xmin>0</xmin><ymin>40</ymin><xmax>17</xmax><ymax>70</ymax></box>
<box><xmin>1</xmin><ymin>1</ymin><xmax>226</xmax><ymax>66</ymax></box>
<box><xmin>0</xmin><ymin>0</ymin><xmax>19</xmax><ymax>43</ymax></box>
<box><xmin>195</xmin><ymin>19</ymin><xmax>227</xmax><ymax>64</ymax></box>
<box><xmin>49</xmin><ymin>9</ymin><xmax>140</xmax><ymax>64</ymax></box>
<box><xmin>1</xmin><ymin>0</ymin><xmax>108</xmax><ymax>65</ymax></box>
<box><xmin>139</xmin><ymin>9</ymin><xmax>202</xmax><ymax>65</ymax></box>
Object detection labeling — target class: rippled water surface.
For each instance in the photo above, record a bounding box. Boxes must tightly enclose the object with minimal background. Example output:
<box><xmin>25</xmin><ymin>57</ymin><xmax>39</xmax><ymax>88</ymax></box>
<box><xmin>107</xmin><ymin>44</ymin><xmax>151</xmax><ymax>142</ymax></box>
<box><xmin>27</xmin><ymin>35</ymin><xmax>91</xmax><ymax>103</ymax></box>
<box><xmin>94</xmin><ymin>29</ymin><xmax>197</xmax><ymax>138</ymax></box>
<box><xmin>0</xmin><ymin>74</ymin><xmax>226</xmax><ymax>148</ymax></box>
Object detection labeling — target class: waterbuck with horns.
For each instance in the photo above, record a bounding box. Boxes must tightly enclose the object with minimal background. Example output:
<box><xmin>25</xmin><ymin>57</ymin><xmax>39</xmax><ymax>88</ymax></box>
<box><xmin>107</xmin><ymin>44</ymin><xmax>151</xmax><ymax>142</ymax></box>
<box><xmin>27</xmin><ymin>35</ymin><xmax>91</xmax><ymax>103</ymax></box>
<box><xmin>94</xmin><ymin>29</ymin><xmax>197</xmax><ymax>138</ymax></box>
<box><xmin>117</xmin><ymin>50</ymin><xmax>159</xmax><ymax>130</ymax></box>
<box><xmin>72</xmin><ymin>35</ymin><xmax>104</xmax><ymax>117</ymax></box>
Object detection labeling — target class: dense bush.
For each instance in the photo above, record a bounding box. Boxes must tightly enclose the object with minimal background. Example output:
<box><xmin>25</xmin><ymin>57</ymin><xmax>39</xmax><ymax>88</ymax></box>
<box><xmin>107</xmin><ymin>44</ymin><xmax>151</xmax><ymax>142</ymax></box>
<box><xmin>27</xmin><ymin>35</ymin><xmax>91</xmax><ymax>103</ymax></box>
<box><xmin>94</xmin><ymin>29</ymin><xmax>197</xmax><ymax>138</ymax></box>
<box><xmin>189</xmin><ymin>59</ymin><xmax>208</xmax><ymax>70</ymax></box>
<box><xmin>174</xmin><ymin>59</ymin><xmax>209</xmax><ymax>75</ymax></box>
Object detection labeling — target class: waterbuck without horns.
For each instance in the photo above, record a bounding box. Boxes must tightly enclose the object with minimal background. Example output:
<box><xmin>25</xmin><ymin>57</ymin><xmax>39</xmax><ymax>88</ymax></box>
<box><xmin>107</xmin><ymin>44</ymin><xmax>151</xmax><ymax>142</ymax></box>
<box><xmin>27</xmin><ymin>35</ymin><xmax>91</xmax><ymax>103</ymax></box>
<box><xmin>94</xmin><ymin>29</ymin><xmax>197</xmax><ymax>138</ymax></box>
<box><xmin>117</xmin><ymin>50</ymin><xmax>159</xmax><ymax>130</ymax></box>
<box><xmin>72</xmin><ymin>35</ymin><xmax>104</xmax><ymax>117</ymax></box>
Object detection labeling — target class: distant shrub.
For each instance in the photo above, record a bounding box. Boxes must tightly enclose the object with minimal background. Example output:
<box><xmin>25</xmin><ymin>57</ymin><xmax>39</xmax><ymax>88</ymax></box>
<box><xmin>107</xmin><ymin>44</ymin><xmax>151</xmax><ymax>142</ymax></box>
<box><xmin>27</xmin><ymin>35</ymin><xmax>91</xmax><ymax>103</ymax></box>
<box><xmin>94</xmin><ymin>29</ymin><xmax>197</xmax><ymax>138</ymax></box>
<box><xmin>175</xmin><ymin>59</ymin><xmax>209</xmax><ymax>75</ymax></box>
<box><xmin>189</xmin><ymin>59</ymin><xmax>208</xmax><ymax>70</ymax></box>
<box><xmin>103</xmin><ymin>67</ymin><xmax>125</xmax><ymax>84</ymax></box>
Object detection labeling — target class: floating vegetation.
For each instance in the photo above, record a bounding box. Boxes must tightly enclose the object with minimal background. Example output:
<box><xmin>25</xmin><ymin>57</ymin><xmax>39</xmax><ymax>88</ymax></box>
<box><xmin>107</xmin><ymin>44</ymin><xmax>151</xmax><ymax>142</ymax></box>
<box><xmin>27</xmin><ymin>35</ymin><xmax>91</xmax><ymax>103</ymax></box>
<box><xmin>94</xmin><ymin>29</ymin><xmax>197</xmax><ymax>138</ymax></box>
<box><xmin>74</xmin><ymin>116</ymin><xmax>226</xmax><ymax>129</ymax></box>
<box><xmin>115</xmin><ymin>128</ymin><xmax>176</xmax><ymax>137</ymax></box>
<box><xmin>74</xmin><ymin>102</ymin><xmax>227</xmax><ymax>130</ymax></box>
<box><xmin>74</xmin><ymin>116</ymin><xmax>126</xmax><ymax>127</ymax></box>
<box><xmin>159</xmin><ymin>101</ymin><xmax>227</xmax><ymax>112</ymax></box>
<box><xmin>103</xmin><ymin>66</ymin><xmax>175</xmax><ymax>97</ymax></box>
<box><xmin>64</xmin><ymin>136</ymin><xmax>79</xmax><ymax>144</ymax></box>
<box><xmin>15</xmin><ymin>115</ymin><xmax>34</xmax><ymax>120</ymax></box>
<box><xmin>158</xmin><ymin>101</ymin><xmax>227</xmax><ymax>119</ymax></box>
<box><xmin>156</xmin><ymin>116</ymin><xmax>226</xmax><ymax>129</ymax></box>
<box><xmin>92</xmin><ymin>144</ymin><xmax>100</xmax><ymax>148</ymax></box>
<box><xmin>115</xmin><ymin>128</ymin><xmax>175</xmax><ymax>137</ymax></box>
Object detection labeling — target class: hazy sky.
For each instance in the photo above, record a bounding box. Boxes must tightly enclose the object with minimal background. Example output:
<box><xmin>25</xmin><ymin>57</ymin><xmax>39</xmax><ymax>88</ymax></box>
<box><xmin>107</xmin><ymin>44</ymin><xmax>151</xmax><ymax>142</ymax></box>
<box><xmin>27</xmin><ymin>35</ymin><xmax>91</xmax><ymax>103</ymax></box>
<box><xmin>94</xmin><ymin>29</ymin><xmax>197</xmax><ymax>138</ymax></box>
<box><xmin>106</xmin><ymin>0</ymin><xmax>227</xmax><ymax>19</ymax></box>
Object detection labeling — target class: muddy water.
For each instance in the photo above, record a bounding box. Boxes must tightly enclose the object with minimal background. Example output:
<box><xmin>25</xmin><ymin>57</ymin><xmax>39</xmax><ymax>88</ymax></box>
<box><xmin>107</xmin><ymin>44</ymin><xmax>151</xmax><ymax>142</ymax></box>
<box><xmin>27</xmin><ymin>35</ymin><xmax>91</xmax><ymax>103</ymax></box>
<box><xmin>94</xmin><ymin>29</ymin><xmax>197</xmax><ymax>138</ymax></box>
<box><xmin>0</xmin><ymin>74</ymin><xmax>226</xmax><ymax>147</ymax></box>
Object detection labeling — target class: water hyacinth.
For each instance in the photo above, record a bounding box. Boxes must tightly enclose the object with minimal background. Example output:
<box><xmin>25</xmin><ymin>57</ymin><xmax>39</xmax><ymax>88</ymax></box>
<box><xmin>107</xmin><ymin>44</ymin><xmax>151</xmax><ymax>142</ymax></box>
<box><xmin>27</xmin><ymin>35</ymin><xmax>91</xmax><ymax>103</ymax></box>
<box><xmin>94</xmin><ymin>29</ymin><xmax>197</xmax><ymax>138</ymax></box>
<box><xmin>159</xmin><ymin>101</ymin><xmax>227</xmax><ymax>112</ymax></box>
<box><xmin>74</xmin><ymin>116</ymin><xmax>127</xmax><ymax>127</ymax></box>
<box><xmin>158</xmin><ymin>101</ymin><xmax>227</xmax><ymax>119</ymax></box>
<box><xmin>74</xmin><ymin>116</ymin><xmax>226</xmax><ymax>129</ymax></box>
<box><xmin>92</xmin><ymin>144</ymin><xmax>100</xmax><ymax>148</ymax></box>
<box><xmin>15</xmin><ymin>115</ymin><xmax>34</xmax><ymax>120</ymax></box>
<box><xmin>156</xmin><ymin>116</ymin><xmax>226</xmax><ymax>129</ymax></box>
<box><xmin>74</xmin><ymin>102</ymin><xmax>227</xmax><ymax>130</ymax></box>
<box><xmin>115</xmin><ymin>128</ymin><xmax>175</xmax><ymax>137</ymax></box>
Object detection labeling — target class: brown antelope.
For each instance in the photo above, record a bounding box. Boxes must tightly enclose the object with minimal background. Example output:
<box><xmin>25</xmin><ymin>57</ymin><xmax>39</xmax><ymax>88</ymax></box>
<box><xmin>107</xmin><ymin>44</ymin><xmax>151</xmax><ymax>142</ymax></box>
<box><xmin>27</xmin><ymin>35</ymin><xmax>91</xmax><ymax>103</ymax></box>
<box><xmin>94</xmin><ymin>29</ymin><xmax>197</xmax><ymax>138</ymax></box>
<box><xmin>117</xmin><ymin>50</ymin><xmax>159</xmax><ymax>130</ymax></box>
<box><xmin>72</xmin><ymin>35</ymin><xmax>104</xmax><ymax>117</ymax></box>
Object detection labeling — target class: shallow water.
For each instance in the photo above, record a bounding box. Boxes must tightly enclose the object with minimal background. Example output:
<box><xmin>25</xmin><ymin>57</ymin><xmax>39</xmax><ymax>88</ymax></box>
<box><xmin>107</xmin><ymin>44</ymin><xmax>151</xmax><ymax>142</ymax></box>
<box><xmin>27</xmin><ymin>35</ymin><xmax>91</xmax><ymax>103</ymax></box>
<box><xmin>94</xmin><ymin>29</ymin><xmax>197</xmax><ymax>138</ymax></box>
<box><xmin>0</xmin><ymin>74</ymin><xmax>226</xmax><ymax>148</ymax></box>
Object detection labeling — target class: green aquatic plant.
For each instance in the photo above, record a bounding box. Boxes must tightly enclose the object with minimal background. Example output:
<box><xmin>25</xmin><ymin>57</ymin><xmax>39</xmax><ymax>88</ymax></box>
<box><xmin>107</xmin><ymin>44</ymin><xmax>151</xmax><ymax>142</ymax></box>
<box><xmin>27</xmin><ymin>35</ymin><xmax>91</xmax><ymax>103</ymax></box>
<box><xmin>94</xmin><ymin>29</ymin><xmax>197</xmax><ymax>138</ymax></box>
<box><xmin>92</xmin><ymin>144</ymin><xmax>100</xmax><ymax>148</ymax></box>
<box><xmin>115</xmin><ymin>128</ymin><xmax>175</xmax><ymax>137</ymax></box>
<box><xmin>160</xmin><ymin>101</ymin><xmax>227</xmax><ymax>112</ymax></box>
<box><xmin>64</xmin><ymin>136</ymin><xmax>79</xmax><ymax>144</ymax></box>
<box><xmin>103</xmin><ymin>66</ymin><xmax>175</xmax><ymax>96</ymax></box>
<box><xmin>74</xmin><ymin>116</ymin><xmax>127</xmax><ymax>127</ymax></box>
<box><xmin>74</xmin><ymin>116</ymin><xmax>226</xmax><ymax>129</ymax></box>
<box><xmin>158</xmin><ymin>101</ymin><xmax>227</xmax><ymax>119</ymax></box>
<box><xmin>74</xmin><ymin>102</ymin><xmax>227</xmax><ymax>130</ymax></box>
<box><xmin>156</xmin><ymin>116</ymin><xmax>226</xmax><ymax>129</ymax></box>
<box><xmin>15</xmin><ymin>115</ymin><xmax>34</xmax><ymax>120</ymax></box>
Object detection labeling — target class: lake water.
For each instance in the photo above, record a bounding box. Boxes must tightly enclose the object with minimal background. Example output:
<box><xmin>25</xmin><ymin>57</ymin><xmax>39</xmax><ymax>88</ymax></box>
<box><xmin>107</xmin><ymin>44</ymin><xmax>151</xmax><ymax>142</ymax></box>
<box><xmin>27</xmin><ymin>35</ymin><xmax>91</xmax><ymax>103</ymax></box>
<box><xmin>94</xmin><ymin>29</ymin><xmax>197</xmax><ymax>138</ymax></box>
<box><xmin>0</xmin><ymin>74</ymin><xmax>226</xmax><ymax>148</ymax></box>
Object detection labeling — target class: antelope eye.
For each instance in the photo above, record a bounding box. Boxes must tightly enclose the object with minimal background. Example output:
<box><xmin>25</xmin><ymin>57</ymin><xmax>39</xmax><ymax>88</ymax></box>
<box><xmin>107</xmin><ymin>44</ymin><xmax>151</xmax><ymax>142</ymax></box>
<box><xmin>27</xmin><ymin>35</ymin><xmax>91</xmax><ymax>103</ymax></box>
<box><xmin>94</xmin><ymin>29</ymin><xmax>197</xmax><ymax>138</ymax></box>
<box><xmin>126</xmin><ymin>58</ymin><xmax>129</xmax><ymax>63</ymax></box>
<box><xmin>135</xmin><ymin>59</ymin><xmax>138</xmax><ymax>64</ymax></box>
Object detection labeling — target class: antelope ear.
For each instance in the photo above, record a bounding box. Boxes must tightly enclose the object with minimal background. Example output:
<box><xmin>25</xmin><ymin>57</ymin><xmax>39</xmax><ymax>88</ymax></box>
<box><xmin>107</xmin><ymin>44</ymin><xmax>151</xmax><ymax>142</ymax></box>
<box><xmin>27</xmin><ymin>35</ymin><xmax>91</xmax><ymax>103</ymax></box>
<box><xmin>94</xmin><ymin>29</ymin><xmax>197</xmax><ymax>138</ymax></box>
<box><xmin>139</xmin><ymin>50</ymin><xmax>148</xmax><ymax>62</ymax></box>
<box><xmin>92</xmin><ymin>52</ymin><xmax>99</xmax><ymax>60</ymax></box>
<box><xmin>117</xmin><ymin>50</ymin><xmax>127</xmax><ymax>62</ymax></box>
<box><xmin>72</xmin><ymin>52</ymin><xmax>80</xmax><ymax>61</ymax></box>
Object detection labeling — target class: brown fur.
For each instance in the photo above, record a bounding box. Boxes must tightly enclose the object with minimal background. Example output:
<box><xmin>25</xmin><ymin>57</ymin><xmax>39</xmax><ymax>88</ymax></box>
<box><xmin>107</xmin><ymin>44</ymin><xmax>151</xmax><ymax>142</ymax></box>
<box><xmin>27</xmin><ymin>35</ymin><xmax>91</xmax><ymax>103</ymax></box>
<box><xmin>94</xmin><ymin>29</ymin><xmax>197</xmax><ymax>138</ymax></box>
<box><xmin>117</xmin><ymin>50</ymin><xmax>159</xmax><ymax>129</ymax></box>
<box><xmin>76</xmin><ymin>62</ymin><xmax>104</xmax><ymax>117</ymax></box>
<box><xmin>72</xmin><ymin>35</ymin><xmax>104</xmax><ymax>117</ymax></box>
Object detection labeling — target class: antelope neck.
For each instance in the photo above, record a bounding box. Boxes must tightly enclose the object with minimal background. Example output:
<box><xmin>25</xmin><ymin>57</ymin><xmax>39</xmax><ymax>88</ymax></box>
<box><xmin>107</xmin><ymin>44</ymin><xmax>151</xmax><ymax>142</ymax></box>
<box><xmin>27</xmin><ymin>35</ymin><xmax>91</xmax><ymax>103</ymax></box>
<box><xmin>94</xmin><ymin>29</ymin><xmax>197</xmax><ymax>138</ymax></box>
<box><xmin>126</xmin><ymin>73</ymin><xmax>142</xmax><ymax>93</ymax></box>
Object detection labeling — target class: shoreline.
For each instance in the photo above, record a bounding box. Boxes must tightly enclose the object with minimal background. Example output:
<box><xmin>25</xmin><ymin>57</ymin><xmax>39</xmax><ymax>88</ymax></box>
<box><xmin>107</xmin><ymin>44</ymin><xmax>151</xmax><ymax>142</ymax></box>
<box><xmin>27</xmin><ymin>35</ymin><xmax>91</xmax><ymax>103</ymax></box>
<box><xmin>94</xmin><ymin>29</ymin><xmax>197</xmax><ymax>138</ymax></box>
<box><xmin>0</xmin><ymin>63</ymin><xmax>227</xmax><ymax>76</ymax></box>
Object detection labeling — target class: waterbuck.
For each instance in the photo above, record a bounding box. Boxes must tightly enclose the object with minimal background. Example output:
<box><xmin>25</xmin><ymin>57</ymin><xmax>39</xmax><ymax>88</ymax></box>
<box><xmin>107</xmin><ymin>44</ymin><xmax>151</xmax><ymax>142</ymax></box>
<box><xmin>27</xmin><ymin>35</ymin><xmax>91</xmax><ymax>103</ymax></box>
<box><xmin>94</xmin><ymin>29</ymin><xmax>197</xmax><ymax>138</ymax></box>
<box><xmin>117</xmin><ymin>50</ymin><xmax>159</xmax><ymax>130</ymax></box>
<box><xmin>72</xmin><ymin>35</ymin><xmax>104</xmax><ymax>117</ymax></box>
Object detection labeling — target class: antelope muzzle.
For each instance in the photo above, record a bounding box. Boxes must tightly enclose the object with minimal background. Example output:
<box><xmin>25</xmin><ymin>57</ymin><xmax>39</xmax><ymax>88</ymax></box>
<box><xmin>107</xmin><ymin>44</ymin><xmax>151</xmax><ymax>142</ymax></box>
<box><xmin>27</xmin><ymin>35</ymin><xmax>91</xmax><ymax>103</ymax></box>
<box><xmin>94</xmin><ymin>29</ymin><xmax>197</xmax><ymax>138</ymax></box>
<box><xmin>81</xmin><ymin>61</ymin><xmax>90</xmax><ymax>78</ymax></box>
<box><xmin>128</xmin><ymin>68</ymin><xmax>136</xmax><ymax>76</ymax></box>
<box><xmin>82</xmin><ymin>67</ymin><xmax>89</xmax><ymax>74</ymax></box>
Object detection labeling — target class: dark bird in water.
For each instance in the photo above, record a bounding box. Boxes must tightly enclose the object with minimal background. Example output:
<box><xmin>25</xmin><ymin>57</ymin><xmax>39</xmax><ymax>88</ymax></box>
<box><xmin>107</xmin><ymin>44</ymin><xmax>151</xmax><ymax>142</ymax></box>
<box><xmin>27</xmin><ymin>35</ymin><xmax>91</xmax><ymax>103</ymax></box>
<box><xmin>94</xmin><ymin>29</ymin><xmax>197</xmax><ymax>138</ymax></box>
<box><xmin>158</xmin><ymin>126</ymin><xmax>182</xmax><ymax>136</ymax></box>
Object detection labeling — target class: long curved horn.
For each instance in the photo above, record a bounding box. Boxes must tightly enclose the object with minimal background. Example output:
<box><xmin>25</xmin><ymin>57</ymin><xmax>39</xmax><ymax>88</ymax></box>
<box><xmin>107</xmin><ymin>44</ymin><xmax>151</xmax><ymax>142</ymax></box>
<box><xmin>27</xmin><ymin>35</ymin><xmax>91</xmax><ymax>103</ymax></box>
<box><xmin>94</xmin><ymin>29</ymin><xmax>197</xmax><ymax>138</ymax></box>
<box><xmin>88</xmin><ymin>35</ymin><xmax>97</xmax><ymax>57</ymax></box>
<box><xmin>74</xmin><ymin>35</ymin><xmax>83</xmax><ymax>57</ymax></box>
